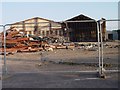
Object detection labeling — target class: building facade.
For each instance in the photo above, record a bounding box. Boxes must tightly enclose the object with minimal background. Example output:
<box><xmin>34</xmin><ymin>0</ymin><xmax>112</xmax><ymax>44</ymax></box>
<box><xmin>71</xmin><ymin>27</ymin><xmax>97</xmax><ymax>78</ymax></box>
<box><xmin>11</xmin><ymin>17</ymin><xmax>63</xmax><ymax>38</ymax></box>
<box><xmin>10</xmin><ymin>15</ymin><xmax>107</xmax><ymax>42</ymax></box>
<box><xmin>106</xmin><ymin>30</ymin><xmax>119</xmax><ymax>40</ymax></box>
<box><xmin>62</xmin><ymin>14</ymin><xmax>106</xmax><ymax>42</ymax></box>
<box><xmin>117</xmin><ymin>30</ymin><xmax>120</xmax><ymax>40</ymax></box>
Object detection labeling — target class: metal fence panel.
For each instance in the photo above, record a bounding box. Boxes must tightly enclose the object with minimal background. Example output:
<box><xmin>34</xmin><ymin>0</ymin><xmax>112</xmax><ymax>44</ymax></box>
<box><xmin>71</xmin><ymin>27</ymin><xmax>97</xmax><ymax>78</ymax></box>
<box><xmin>1</xmin><ymin>19</ymin><xmax>119</xmax><ymax>88</ymax></box>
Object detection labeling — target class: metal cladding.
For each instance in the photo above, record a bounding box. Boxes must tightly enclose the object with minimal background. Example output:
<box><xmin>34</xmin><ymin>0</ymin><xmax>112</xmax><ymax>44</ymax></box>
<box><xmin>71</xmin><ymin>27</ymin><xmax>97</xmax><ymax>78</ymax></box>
<box><xmin>62</xmin><ymin>14</ymin><xmax>106</xmax><ymax>42</ymax></box>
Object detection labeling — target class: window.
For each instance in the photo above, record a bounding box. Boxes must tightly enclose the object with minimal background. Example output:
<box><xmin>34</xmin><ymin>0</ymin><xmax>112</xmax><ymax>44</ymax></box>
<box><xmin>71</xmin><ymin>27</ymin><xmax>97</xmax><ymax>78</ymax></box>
<box><xmin>42</xmin><ymin>31</ymin><xmax>45</xmax><ymax>36</ymax></box>
<box><xmin>50</xmin><ymin>30</ymin><xmax>53</xmax><ymax>34</ymax></box>
<box><xmin>55</xmin><ymin>30</ymin><xmax>58</xmax><ymax>35</ymax></box>
<box><xmin>29</xmin><ymin>31</ymin><xmax>31</xmax><ymax>34</ymax></box>
<box><xmin>46</xmin><ymin>31</ymin><xmax>49</xmax><ymax>36</ymax></box>
<box><xmin>59</xmin><ymin>30</ymin><xmax>62</xmax><ymax>36</ymax></box>
<box><xmin>39</xmin><ymin>31</ymin><xmax>41</xmax><ymax>34</ymax></box>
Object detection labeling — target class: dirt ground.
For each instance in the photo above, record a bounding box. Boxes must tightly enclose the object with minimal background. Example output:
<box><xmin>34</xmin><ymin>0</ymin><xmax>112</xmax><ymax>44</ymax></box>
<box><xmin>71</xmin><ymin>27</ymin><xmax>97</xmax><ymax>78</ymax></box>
<box><xmin>2</xmin><ymin>45</ymin><xmax>118</xmax><ymax>72</ymax></box>
<box><xmin>1</xmin><ymin>41</ymin><xmax>119</xmax><ymax>88</ymax></box>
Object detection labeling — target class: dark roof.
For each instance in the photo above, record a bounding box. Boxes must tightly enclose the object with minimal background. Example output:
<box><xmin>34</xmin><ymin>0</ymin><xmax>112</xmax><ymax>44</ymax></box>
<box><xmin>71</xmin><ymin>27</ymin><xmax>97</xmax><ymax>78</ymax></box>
<box><xmin>66</xmin><ymin>14</ymin><xmax>95</xmax><ymax>21</ymax></box>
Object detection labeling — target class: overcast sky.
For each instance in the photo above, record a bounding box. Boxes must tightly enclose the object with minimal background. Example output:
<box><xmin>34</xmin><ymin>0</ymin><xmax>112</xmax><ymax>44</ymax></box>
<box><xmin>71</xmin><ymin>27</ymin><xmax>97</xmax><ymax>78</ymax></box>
<box><xmin>1</xmin><ymin>2</ymin><xmax>119</xmax><ymax>31</ymax></box>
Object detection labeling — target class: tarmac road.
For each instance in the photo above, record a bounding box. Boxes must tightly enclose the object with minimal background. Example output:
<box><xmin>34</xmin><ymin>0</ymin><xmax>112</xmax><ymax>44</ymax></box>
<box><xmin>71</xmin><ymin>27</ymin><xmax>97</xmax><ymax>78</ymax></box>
<box><xmin>2</xmin><ymin>71</ymin><xmax>119</xmax><ymax>88</ymax></box>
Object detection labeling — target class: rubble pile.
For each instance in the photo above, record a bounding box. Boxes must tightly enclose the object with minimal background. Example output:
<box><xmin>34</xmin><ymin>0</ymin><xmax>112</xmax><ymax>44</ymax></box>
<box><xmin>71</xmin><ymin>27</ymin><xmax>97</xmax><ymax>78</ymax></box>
<box><xmin>75</xmin><ymin>43</ymin><xmax>98</xmax><ymax>51</ymax></box>
<box><xmin>0</xmin><ymin>27</ymin><xmax>75</xmax><ymax>55</ymax></box>
<box><xmin>75</xmin><ymin>41</ymin><xmax>120</xmax><ymax>51</ymax></box>
<box><xmin>0</xmin><ymin>28</ymin><xmax>46</xmax><ymax>55</ymax></box>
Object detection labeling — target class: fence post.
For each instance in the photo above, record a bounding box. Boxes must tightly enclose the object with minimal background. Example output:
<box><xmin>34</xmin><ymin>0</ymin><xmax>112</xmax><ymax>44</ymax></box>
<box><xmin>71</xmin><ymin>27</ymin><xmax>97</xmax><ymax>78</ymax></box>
<box><xmin>3</xmin><ymin>25</ymin><xmax>7</xmax><ymax>74</ymax></box>
<box><xmin>98</xmin><ymin>20</ymin><xmax>105</xmax><ymax>78</ymax></box>
<box><xmin>100</xmin><ymin>20</ymin><xmax>104</xmax><ymax>73</ymax></box>
<box><xmin>97</xmin><ymin>21</ymin><xmax>101</xmax><ymax>70</ymax></box>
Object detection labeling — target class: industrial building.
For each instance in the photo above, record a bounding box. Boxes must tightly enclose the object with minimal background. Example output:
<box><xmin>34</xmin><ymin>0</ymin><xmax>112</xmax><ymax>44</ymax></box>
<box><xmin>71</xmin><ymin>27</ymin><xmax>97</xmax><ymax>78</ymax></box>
<box><xmin>62</xmin><ymin>14</ymin><xmax>106</xmax><ymax>42</ymax></box>
<box><xmin>106</xmin><ymin>30</ymin><xmax>120</xmax><ymax>40</ymax></box>
<box><xmin>10</xmin><ymin>14</ymin><xmax>106</xmax><ymax>42</ymax></box>
<box><xmin>11</xmin><ymin>17</ymin><xmax>64</xmax><ymax>38</ymax></box>
<box><xmin>117</xmin><ymin>30</ymin><xmax>120</xmax><ymax>40</ymax></box>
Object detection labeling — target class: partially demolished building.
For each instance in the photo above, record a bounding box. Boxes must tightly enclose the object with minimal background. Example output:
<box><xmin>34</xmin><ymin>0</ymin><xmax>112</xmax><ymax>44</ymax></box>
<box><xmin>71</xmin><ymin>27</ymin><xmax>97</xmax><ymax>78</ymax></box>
<box><xmin>62</xmin><ymin>14</ymin><xmax>106</xmax><ymax>42</ymax></box>
<box><xmin>11</xmin><ymin>17</ymin><xmax>64</xmax><ymax>39</ymax></box>
<box><xmin>3</xmin><ymin>14</ymin><xmax>106</xmax><ymax>43</ymax></box>
<box><xmin>0</xmin><ymin>14</ymin><xmax>107</xmax><ymax>55</ymax></box>
<box><xmin>10</xmin><ymin>15</ymin><xmax>106</xmax><ymax>42</ymax></box>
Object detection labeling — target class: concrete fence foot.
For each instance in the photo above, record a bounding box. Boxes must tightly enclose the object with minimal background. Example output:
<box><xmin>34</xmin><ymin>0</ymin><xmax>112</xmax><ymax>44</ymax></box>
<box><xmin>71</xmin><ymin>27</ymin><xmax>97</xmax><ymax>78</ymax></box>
<box><xmin>97</xmin><ymin>67</ymin><xmax>106</xmax><ymax>79</ymax></box>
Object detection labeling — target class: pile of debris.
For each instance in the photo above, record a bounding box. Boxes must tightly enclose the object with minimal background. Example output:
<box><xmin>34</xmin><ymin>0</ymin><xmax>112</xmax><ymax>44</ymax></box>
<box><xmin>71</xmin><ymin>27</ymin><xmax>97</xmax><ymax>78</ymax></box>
<box><xmin>75</xmin><ymin>42</ymin><xmax>98</xmax><ymax>51</ymax></box>
<box><xmin>0</xmin><ymin>28</ymin><xmax>46</xmax><ymax>55</ymax></box>
<box><xmin>104</xmin><ymin>43</ymin><xmax>120</xmax><ymax>48</ymax></box>
<box><xmin>0</xmin><ymin>27</ymin><xmax>75</xmax><ymax>55</ymax></box>
<box><xmin>75</xmin><ymin>41</ymin><xmax>120</xmax><ymax>51</ymax></box>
